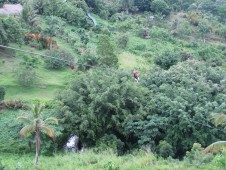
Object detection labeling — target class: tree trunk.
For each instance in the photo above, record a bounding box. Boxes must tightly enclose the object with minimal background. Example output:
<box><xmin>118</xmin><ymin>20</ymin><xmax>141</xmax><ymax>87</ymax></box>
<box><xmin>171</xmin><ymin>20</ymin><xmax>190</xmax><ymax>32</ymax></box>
<box><xmin>50</xmin><ymin>38</ymin><xmax>53</xmax><ymax>50</ymax></box>
<box><xmin>35</xmin><ymin>128</ymin><xmax>40</xmax><ymax>170</ymax></box>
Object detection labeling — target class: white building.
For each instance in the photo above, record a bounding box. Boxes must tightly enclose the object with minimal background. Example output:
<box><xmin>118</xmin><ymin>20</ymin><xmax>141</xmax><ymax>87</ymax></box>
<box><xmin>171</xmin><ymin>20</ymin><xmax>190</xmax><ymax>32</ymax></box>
<box><xmin>0</xmin><ymin>4</ymin><xmax>23</xmax><ymax>15</ymax></box>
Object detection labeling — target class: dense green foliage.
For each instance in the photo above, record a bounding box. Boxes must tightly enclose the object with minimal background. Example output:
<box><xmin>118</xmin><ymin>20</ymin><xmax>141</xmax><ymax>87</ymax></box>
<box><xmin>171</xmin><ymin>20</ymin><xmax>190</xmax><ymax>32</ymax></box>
<box><xmin>45</xmin><ymin>49</ymin><xmax>75</xmax><ymax>70</ymax></box>
<box><xmin>0</xmin><ymin>86</ymin><xmax>5</xmax><ymax>101</ymax></box>
<box><xmin>156</xmin><ymin>140</ymin><xmax>174</xmax><ymax>158</ymax></box>
<box><xmin>0</xmin><ymin>0</ymin><xmax>226</xmax><ymax>168</ymax></box>
<box><xmin>57</xmin><ymin>61</ymin><xmax>226</xmax><ymax>157</ymax></box>
<box><xmin>0</xmin><ymin>16</ymin><xmax>24</xmax><ymax>45</ymax></box>
<box><xmin>97</xmin><ymin>35</ymin><xmax>118</xmax><ymax>67</ymax></box>
<box><xmin>154</xmin><ymin>50</ymin><xmax>179</xmax><ymax>69</ymax></box>
<box><xmin>57</xmin><ymin>68</ymin><xmax>148</xmax><ymax>148</ymax></box>
<box><xmin>138</xmin><ymin>61</ymin><xmax>226</xmax><ymax>156</ymax></box>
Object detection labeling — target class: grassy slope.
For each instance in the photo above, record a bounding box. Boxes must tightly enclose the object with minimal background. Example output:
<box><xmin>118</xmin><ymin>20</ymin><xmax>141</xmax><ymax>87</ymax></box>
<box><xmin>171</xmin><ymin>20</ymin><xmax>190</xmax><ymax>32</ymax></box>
<box><xmin>0</xmin><ymin>151</ymin><xmax>221</xmax><ymax>170</ymax></box>
<box><xmin>0</xmin><ymin>43</ymin><xmax>76</xmax><ymax>100</ymax></box>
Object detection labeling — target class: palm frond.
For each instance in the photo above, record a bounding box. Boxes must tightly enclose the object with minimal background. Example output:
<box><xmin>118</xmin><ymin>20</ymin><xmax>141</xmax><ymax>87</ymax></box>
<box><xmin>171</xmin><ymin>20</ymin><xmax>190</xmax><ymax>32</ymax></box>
<box><xmin>211</xmin><ymin>113</ymin><xmax>226</xmax><ymax>126</ymax></box>
<box><xmin>213</xmin><ymin>114</ymin><xmax>226</xmax><ymax>127</ymax></box>
<box><xmin>204</xmin><ymin>141</ymin><xmax>226</xmax><ymax>154</ymax></box>
<box><xmin>38</xmin><ymin>104</ymin><xmax>45</xmax><ymax>114</ymax></box>
<box><xmin>44</xmin><ymin>117</ymin><xmax>58</xmax><ymax>125</ymax></box>
<box><xmin>41</xmin><ymin>125</ymin><xmax>56</xmax><ymax>140</ymax></box>
<box><xmin>17</xmin><ymin>116</ymin><xmax>32</xmax><ymax>125</ymax></box>
<box><xmin>19</xmin><ymin>125</ymin><xmax>35</xmax><ymax>138</ymax></box>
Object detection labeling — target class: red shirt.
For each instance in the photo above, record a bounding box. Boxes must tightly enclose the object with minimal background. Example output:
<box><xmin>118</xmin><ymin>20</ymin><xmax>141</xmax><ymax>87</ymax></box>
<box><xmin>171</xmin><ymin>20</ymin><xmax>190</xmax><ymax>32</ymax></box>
<box><xmin>133</xmin><ymin>72</ymin><xmax>139</xmax><ymax>78</ymax></box>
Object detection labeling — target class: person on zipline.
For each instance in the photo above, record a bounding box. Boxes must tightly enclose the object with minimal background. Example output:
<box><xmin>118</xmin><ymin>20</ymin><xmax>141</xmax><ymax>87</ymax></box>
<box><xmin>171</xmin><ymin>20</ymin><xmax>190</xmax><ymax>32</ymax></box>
<box><xmin>71</xmin><ymin>66</ymin><xmax>77</xmax><ymax>71</ymax></box>
<box><xmin>133</xmin><ymin>70</ymin><xmax>139</xmax><ymax>83</ymax></box>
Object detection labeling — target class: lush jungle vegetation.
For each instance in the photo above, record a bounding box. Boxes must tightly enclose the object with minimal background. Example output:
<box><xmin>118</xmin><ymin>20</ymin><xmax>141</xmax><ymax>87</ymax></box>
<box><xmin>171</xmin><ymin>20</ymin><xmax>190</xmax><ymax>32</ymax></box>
<box><xmin>0</xmin><ymin>0</ymin><xmax>226</xmax><ymax>169</ymax></box>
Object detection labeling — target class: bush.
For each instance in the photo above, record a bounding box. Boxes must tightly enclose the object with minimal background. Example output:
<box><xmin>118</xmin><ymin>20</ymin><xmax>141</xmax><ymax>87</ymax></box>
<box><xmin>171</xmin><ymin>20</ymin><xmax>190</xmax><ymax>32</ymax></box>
<box><xmin>138</xmin><ymin>27</ymin><xmax>150</xmax><ymax>39</ymax></box>
<box><xmin>179</xmin><ymin>51</ymin><xmax>194</xmax><ymax>61</ymax></box>
<box><xmin>97</xmin><ymin>35</ymin><xmax>118</xmax><ymax>67</ymax></box>
<box><xmin>95</xmin><ymin>134</ymin><xmax>125</xmax><ymax>155</ymax></box>
<box><xmin>78</xmin><ymin>52</ymin><xmax>98</xmax><ymax>71</ymax></box>
<box><xmin>0</xmin><ymin>16</ymin><xmax>24</xmax><ymax>45</ymax></box>
<box><xmin>4</xmin><ymin>99</ymin><xmax>23</xmax><ymax>110</ymax></box>
<box><xmin>184</xmin><ymin>143</ymin><xmax>213</xmax><ymax>165</ymax></box>
<box><xmin>117</xmin><ymin>34</ymin><xmax>129</xmax><ymax>49</ymax></box>
<box><xmin>154</xmin><ymin>50</ymin><xmax>179</xmax><ymax>69</ymax></box>
<box><xmin>151</xmin><ymin>0</ymin><xmax>171</xmax><ymax>15</ymax></box>
<box><xmin>134</xmin><ymin>44</ymin><xmax>146</xmax><ymax>51</ymax></box>
<box><xmin>150</xmin><ymin>27</ymin><xmax>172</xmax><ymax>41</ymax></box>
<box><xmin>156</xmin><ymin>140</ymin><xmax>174</xmax><ymax>158</ymax></box>
<box><xmin>16</xmin><ymin>68</ymin><xmax>37</xmax><ymax>87</ymax></box>
<box><xmin>207</xmin><ymin>58</ymin><xmax>223</xmax><ymax>67</ymax></box>
<box><xmin>0</xmin><ymin>87</ymin><xmax>5</xmax><ymax>102</ymax></box>
<box><xmin>45</xmin><ymin>49</ymin><xmax>75</xmax><ymax>70</ymax></box>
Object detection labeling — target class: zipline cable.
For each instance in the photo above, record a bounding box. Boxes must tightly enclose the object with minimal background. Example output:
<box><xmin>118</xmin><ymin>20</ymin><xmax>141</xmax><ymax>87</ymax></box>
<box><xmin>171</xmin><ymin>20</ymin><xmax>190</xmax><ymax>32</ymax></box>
<box><xmin>1</xmin><ymin>45</ymin><xmax>226</xmax><ymax>135</ymax></box>
<box><xmin>0</xmin><ymin>45</ymin><xmax>96</xmax><ymax>68</ymax></box>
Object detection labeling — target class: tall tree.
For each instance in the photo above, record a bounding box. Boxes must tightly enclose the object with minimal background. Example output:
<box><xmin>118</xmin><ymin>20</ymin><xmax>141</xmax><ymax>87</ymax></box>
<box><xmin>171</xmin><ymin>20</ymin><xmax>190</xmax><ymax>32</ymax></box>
<box><xmin>97</xmin><ymin>35</ymin><xmax>118</xmax><ymax>67</ymax></box>
<box><xmin>17</xmin><ymin>104</ymin><xmax>58</xmax><ymax>169</ymax></box>
<box><xmin>134</xmin><ymin>0</ymin><xmax>152</xmax><ymax>11</ymax></box>
<box><xmin>121</xmin><ymin>0</ymin><xmax>134</xmax><ymax>13</ymax></box>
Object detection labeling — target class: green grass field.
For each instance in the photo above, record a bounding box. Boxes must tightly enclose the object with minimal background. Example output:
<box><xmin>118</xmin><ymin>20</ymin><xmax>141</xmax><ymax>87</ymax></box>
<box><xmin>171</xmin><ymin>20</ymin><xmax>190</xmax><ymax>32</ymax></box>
<box><xmin>0</xmin><ymin>151</ymin><xmax>222</xmax><ymax>170</ymax></box>
<box><xmin>0</xmin><ymin>48</ymin><xmax>73</xmax><ymax>100</ymax></box>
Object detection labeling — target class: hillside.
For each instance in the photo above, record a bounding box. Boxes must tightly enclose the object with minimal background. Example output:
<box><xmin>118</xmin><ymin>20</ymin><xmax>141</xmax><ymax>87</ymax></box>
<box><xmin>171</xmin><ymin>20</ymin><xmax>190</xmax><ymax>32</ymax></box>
<box><xmin>0</xmin><ymin>0</ymin><xmax>226</xmax><ymax>169</ymax></box>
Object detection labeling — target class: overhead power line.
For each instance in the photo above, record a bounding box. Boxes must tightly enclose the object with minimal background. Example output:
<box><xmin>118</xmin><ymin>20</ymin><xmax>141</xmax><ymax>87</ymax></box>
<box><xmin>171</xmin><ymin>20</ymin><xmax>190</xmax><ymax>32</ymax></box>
<box><xmin>0</xmin><ymin>45</ymin><xmax>96</xmax><ymax>68</ymax></box>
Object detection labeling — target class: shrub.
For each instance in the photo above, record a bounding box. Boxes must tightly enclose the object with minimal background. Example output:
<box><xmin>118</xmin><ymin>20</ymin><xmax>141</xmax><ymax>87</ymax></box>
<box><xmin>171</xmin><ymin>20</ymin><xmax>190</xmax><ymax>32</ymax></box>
<box><xmin>150</xmin><ymin>27</ymin><xmax>172</xmax><ymax>41</ymax></box>
<box><xmin>4</xmin><ymin>99</ymin><xmax>23</xmax><ymax>110</ymax></box>
<box><xmin>184</xmin><ymin>143</ymin><xmax>213</xmax><ymax>165</ymax></box>
<box><xmin>16</xmin><ymin>68</ymin><xmax>37</xmax><ymax>87</ymax></box>
<box><xmin>0</xmin><ymin>87</ymin><xmax>5</xmax><ymax>102</ymax></box>
<box><xmin>97</xmin><ymin>35</ymin><xmax>118</xmax><ymax>67</ymax></box>
<box><xmin>0</xmin><ymin>16</ymin><xmax>24</xmax><ymax>45</ymax></box>
<box><xmin>138</xmin><ymin>27</ymin><xmax>150</xmax><ymax>39</ymax></box>
<box><xmin>95</xmin><ymin>134</ymin><xmax>125</xmax><ymax>155</ymax></box>
<box><xmin>156</xmin><ymin>140</ymin><xmax>174</xmax><ymax>158</ymax></box>
<box><xmin>154</xmin><ymin>50</ymin><xmax>179</xmax><ymax>69</ymax></box>
<box><xmin>78</xmin><ymin>52</ymin><xmax>98</xmax><ymax>71</ymax></box>
<box><xmin>179</xmin><ymin>51</ymin><xmax>194</xmax><ymax>61</ymax></box>
<box><xmin>45</xmin><ymin>49</ymin><xmax>75</xmax><ymax>70</ymax></box>
<box><xmin>134</xmin><ymin>44</ymin><xmax>146</xmax><ymax>51</ymax></box>
<box><xmin>207</xmin><ymin>58</ymin><xmax>223</xmax><ymax>67</ymax></box>
<box><xmin>117</xmin><ymin>34</ymin><xmax>129</xmax><ymax>49</ymax></box>
<box><xmin>151</xmin><ymin>0</ymin><xmax>171</xmax><ymax>15</ymax></box>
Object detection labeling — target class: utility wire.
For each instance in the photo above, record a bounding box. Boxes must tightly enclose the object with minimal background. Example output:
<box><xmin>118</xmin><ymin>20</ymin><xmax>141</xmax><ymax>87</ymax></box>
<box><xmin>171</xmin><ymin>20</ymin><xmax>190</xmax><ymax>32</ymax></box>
<box><xmin>0</xmin><ymin>45</ymin><xmax>96</xmax><ymax>68</ymax></box>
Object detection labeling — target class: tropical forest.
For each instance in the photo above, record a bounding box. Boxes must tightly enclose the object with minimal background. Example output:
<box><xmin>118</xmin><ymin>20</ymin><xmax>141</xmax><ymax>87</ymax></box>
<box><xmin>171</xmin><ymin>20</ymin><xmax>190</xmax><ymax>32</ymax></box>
<box><xmin>0</xmin><ymin>0</ymin><xmax>226</xmax><ymax>169</ymax></box>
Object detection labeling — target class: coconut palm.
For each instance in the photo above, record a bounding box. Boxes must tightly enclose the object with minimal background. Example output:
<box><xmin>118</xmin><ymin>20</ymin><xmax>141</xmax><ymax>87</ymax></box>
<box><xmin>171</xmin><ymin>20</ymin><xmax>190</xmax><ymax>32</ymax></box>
<box><xmin>17</xmin><ymin>103</ymin><xmax>58</xmax><ymax>170</ymax></box>
<box><xmin>204</xmin><ymin>141</ymin><xmax>226</xmax><ymax>154</ymax></box>
<box><xmin>204</xmin><ymin>113</ymin><xmax>226</xmax><ymax>154</ymax></box>
<box><xmin>189</xmin><ymin>2</ymin><xmax>203</xmax><ymax>13</ymax></box>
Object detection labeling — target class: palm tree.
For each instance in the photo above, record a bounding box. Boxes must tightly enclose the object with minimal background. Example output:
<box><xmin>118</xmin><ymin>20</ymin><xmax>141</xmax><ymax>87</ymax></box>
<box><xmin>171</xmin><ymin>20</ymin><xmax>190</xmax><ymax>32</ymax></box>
<box><xmin>189</xmin><ymin>2</ymin><xmax>203</xmax><ymax>13</ymax></box>
<box><xmin>204</xmin><ymin>141</ymin><xmax>226</xmax><ymax>154</ymax></box>
<box><xmin>17</xmin><ymin>103</ymin><xmax>58</xmax><ymax>170</ymax></box>
<box><xmin>204</xmin><ymin>113</ymin><xmax>226</xmax><ymax>154</ymax></box>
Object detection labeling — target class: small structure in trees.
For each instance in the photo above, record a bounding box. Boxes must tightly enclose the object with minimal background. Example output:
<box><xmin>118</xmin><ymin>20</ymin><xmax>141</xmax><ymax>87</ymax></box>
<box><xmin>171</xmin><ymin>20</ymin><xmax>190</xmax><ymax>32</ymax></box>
<box><xmin>0</xmin><ymin>4</ymin><xmax>23</xmax><ymax>15</ymax></box>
